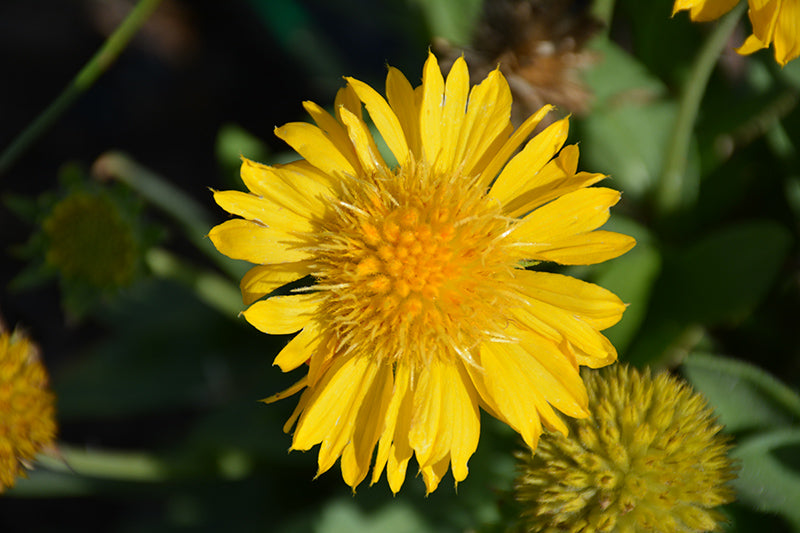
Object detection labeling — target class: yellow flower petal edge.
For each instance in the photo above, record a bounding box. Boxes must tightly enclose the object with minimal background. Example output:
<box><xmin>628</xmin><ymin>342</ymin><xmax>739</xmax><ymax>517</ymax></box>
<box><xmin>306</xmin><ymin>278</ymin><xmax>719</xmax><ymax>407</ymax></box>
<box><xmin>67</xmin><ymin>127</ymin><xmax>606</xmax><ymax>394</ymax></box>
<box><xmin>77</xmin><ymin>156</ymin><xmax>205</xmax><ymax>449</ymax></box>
<box><xmin>209</xmin><ymin>52</ymin><xmax>635</xmax><ymax>494</ymax></box>
<box><xmin>673</xmin><ymin>0</ymin><xmax>799</xmax><ymax>66</ymax></box>
<box><xmin>1</xmin><ymin>329</ymin><xmax>57</xmax><ymax>492</ymax></box>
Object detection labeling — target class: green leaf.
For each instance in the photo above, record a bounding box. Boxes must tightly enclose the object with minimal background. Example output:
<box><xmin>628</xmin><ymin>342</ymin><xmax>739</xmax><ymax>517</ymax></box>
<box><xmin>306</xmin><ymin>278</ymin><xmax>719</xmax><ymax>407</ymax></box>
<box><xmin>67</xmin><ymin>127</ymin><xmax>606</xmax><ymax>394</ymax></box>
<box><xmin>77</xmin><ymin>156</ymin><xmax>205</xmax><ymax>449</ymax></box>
<box><xmin>409</xmin><ymin>0</ymin><xmax>482</xmax><ymax>45</ymax></box>
<box><xmin>578</xmin><ymin>39</ymin><xmax>675</xmax><ymax>200</ymax></box>
<box><xmin>733</xmin><ymin>429</ymin><xmax>800</xmax><ymax>530</ymax></box>
<box><xmin>655</xmin><ymin>220</ymin><xmax>792</xmax><ymax>325</ymax></box>
<box><xmin>583</xmin><ymin>38</ymin><xmax>667</xmax><ymax>107</ymax></box>
<box><xmin>314</xmin><ymin>498</ymin><xmax>434</xmax><ymax>533</ymax></box>
<box><xmin>682</xmin><ymin>353</ymin><xmax>800</xmax><ymax>434</ymax></box>
<box><xmin>581</xmin><ymin>101</ymin><xmax>678</xmax><ymax>200</ymax></box>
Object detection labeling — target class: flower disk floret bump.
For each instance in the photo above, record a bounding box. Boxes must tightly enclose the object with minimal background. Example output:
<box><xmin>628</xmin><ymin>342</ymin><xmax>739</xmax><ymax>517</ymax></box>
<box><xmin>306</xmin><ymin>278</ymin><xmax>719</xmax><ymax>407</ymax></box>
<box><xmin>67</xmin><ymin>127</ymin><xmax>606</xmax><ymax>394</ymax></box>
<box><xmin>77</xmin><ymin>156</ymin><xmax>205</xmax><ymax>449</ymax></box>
<box><xmin>209</xmin><ymin>52</ymin><xmax>636</xmax><ymax>493</ymax></box>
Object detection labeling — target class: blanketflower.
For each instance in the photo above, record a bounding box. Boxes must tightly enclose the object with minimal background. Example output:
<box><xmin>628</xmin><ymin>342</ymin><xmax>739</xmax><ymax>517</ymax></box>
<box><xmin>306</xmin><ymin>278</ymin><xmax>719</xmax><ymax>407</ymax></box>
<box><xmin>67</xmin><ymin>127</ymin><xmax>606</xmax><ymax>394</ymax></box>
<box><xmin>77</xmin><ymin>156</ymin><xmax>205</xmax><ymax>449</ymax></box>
<box><xmin>0</xmin><ymin>328</ymin><xmax>57</xmax><ymax>492</ymax></box>
<box><xmin>209</xmin><ymin>52</ymin><xmax>635</xmax><ymax>493</ymax></box>
<box><xmin>514</xmin><ymin>364</ymin><xmax>737</xmax><ymax>532</ymax></box>
<box><xmin>673</xmin><ymin>0</ymin><xmax>800</xmax><ymax>66</ymax></box>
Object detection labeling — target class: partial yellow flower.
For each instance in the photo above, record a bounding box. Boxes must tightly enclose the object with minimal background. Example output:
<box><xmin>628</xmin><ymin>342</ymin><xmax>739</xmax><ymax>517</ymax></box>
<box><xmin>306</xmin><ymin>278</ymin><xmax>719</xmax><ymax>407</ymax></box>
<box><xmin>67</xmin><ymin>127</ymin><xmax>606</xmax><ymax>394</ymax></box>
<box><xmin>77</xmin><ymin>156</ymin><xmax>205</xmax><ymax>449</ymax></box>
<box><xmin>514</xmin><ymin>364</ymin><xmax>737</xmax><ymax>532</ymax></box>
<box><xmin>0</xmin><ymin>328</ymin><xmax>57</xmax><ymax>492</ymax></box>
<box><xmin>673</xmin><ymin>0</ymin><xmax>800</xmax><ymax>66</ymax></box>
<box><xmin>209</xmin><ymin>52</ymin><xmax>635</xmax><ymax>493</ymax></box>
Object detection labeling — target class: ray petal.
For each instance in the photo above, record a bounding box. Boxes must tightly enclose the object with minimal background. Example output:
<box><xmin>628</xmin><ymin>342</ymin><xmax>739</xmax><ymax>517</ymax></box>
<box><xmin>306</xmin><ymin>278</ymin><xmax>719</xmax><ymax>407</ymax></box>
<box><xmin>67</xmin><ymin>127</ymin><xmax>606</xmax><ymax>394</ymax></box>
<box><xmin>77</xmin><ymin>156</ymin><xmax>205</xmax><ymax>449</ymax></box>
<box><xmin>275</xmin><ymin>122</ymin><xmax>357</xmax><ymax>178</ymax></box>
<box><xmin>386</xmin><ymin>66</ymin><xmax>421</xmax><ymax>158</ymax></box>
<box><xmin>419</xmin><ymin>51</ymin><xmax>445</xmax><ymax>164</ymax></box>
<box><xmin>242</xmin><ymin>293</ymin><xmax>320</xmax><ymax>335</ymax></box>
<box><xmin>208</xmin><ymin>219</ymin><xmax>308</xmax><ymax>264</ymax></box>
<box><xmin>436</xmin><ymin>56</ymin><xmax>470</xmax><ymax>175</ymax></box>
<box><xmin>239</xmin><ymin>262</ymin><xmax>312</xmax><ymax>305</ymax></box>
<box><xmin>213</xmin><ymin>190</ymin><xmax>312</xmax><ymax>233</ymax></box>
<box><xmin>512</xmin><ymin>187</ymin><xmax>622</xmax><ymax>244</ymax></box>
<box><xmin>490</xmin><ymin>117</ymin><xmax>570</xmax><ymax>205</ymax></box>
<box><xmin>347</xmin><ymin>77</ymin><xmax>410</xmax><ymax>166</ymax></box>
<box><xmin>273</xmin><ymin>321</ymin><xmax>322</xmax><ymax>372</ymax></box>
<box><xmin>516</xmin><ymin>270</ymin><xmax>627</xmax><ymax>330</ymax></box>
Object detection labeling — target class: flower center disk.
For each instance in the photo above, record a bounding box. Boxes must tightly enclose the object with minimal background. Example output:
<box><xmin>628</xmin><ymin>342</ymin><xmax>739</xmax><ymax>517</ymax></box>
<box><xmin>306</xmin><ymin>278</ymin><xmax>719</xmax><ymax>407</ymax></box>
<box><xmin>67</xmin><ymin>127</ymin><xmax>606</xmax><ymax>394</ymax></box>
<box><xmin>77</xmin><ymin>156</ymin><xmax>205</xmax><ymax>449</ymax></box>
<box><xmin>313</xmin><ymin>167</ymin><xmax>515</xmax><ymax>366</ymax></box>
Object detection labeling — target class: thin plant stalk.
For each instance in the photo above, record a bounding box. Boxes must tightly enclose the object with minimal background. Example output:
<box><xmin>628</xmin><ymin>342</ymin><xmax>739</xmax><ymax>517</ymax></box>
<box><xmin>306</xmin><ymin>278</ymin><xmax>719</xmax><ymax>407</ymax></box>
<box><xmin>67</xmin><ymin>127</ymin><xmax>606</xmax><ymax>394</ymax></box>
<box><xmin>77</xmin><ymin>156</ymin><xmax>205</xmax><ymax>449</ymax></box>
<box><xmin>0</xmin><ymin>0</ymin><xmax>164</xmax><ymax>175</ymax></box>
<box><xmin>656</xmin><ymin>2</ymin><xmax>747</xmax><ymax>216</ymax></box>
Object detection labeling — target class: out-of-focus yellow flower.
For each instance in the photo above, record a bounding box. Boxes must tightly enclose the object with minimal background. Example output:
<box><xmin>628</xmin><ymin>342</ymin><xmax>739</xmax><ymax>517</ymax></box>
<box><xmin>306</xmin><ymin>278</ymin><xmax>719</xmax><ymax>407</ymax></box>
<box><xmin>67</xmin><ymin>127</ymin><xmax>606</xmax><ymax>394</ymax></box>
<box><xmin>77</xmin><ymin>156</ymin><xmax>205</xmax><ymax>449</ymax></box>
<box><xmin>0</xmin><ymin>328</ymin><xmax>57</xmax><ymax>492</ymax></box>
<box><xmin>210</xmin><ymin>52</ymin><xmax>635</xmax><ymax>493</ymax></box>
<box><xmin>673</xmin><ymin>0</ymin><xmax>800</xmax><ymax>66</ymax></box>
<box><xmin>514</xmin><ymin>364</ymin><xmax>737</xmax><ymax>532</ymax></box>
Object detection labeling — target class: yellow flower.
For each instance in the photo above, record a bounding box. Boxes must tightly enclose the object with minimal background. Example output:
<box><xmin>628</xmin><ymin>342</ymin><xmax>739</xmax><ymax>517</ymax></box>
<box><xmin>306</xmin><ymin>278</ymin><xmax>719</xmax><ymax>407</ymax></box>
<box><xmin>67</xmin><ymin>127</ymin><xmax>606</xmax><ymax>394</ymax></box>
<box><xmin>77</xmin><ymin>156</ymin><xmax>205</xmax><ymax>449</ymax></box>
<box><xmin>0</xmin><ymin>328</ymin><xmax>57</xmax><ymax>492</ymax></box>
<box><xmin>514</xmin><ymin>364</ymin><xmax>737</xmax><ymax>533</ymax></box>
<box><xmin>673</xmin><ymin>0</ymin><xmax>800</xmax><ymax>66</ymax></box>
<box><xmin>209</xmin><ymin>52</ymin><xmax>635</xmax><ymax>493</ymax></box>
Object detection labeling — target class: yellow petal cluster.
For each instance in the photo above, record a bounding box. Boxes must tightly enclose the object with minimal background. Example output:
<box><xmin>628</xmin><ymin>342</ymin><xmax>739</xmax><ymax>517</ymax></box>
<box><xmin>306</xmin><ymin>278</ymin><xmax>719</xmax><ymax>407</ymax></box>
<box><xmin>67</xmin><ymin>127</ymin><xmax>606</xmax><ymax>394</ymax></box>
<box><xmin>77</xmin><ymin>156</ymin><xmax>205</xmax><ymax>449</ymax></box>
<box><xmin>673</xmin><ymin>0</ymin><xmax>799</xmax><ymax>66</ymax></box>
<box><xmin>0</xmin><ymin>329</ymin><xmax>57</xmax><ymax>492</ymax></box>
<box><xmin>210</xmin><ymin>52</ymin><xmax>635</xmax><ymax>493</ymax></box>
<box><xmin>514</xmin><ymin>364</ymin><xmax>737</xmax><ymax>533</ymax></box>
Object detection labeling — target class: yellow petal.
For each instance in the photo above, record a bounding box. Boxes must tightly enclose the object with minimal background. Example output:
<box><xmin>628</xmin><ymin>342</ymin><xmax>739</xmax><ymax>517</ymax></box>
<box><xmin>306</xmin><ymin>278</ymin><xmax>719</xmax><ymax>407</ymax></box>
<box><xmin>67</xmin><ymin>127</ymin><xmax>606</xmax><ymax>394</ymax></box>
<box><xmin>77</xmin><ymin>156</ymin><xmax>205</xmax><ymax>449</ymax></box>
<box><xmin>341</xmin><ymin>362</ymin><xmax>393</xmax><ymax>489</ymax></box>
<box><xmin>239</xmin><ymin>158</ymin><xmax>331</xmax><ymax>218</ymax></box>
<box><xmin>420</xmin><ymin>454</ymin><xmax>450</xmax><ymax>495</ymax></box>
<box><xmin>456</xmin><ymin>69</ymin><xmax>513</xmax><ymax>176</ymax></box>
<box><xmin>334</xmin><ymin>84</ymin><xmax>363</xmax><ymax>122</ymax></box>
<box><xmin>520</xmin><ymin>332</ymin><xmax>590</xmax><ymax>415</ymax></box>
<box><xmin>471</xmin><ymin>341</ymin><xmax>543</xmax><ymax>449</ymax></box>
<box><xmin>747</xmin><ymin>0</ymin><xmax>781</xmax><ymax>46</ymax></box>
<box><xmin>419</xmin><ymin>51</ymin><xmax>445</xmax><ymax>164</ymax></box>
<box><xmin>672</xmin><ymin>0</ymin><xmax>738</xmax><ymax>20</ymax></box>
<box><xmin>737</xmin><ymin>33</ymin><xmax>769</xmax><ymax>55</ymax></box>
<box><xmin>347</xmin><ymin>77</ymin><xmax>410</xmax><ymax>167</ymax></box>
<box><xmin>512</xmin><ymin>187</ymin><xmax>622</xmax><ymax>244</ymax></box>
<box><xmin>512</xmin><ymin>300</ymin><xmax>618</xmax><ymax>369</ymax></box>
<box><xmin>338</xmin><ymin>106</ymin><xmax>388</xmax><ymax>176</ymax></box>
<box><xmin>208</xmin><ymin>219</ymin><xmax>308</xmax><ymax>264</ymax></box>
<box><xmin>448</xmin><ymin>363</ymin><xmax>480</xmax><ymax>483</ymax></box>
<box><xmin>436</xmin><ymin>56</ymin><xmax>470</xmax><ymax>175</ymax></box>
<box><xmin>273</xmin><ymin>321</ymin><xmax>321</xmax><ymax>372</ymax></box>
<box><xmin>385</xmin><ymin>66</ymin><xmax>421</xmax><ymax>158</ymax></box>
<box><xmin>490</xmin><ymin>117</ymin><xmax>570</xmax><ymax>205</ymax></box>
<box><xmin>478</xmin><ymin>104</ymin><xmax>553</xmax><ymax>188</ymax></box>
<box><xmin>516</xmin><ymin>270</ymin><xmax>627</xmax><ymax>330</ymax></box>
<box><xmin>239</xmin><ymin>262</ymin><xmax>312</xmax><ymax>305</ymax></box>
<box><xmin>371</xmin><ymin>362</ymin><xmax>411</xmax><ymax>487</ymax></box>
<box><xmin>292</xmin><ymin>355</ymin><xmax>378</xmax><ymax>477</ymax></box>
<box><xmin>503</xmin><ymin>150</ymin><xmax>607</xmax><ymax>218</ymax></box>
<box><xmin>274</xmin><ymin>122</ymin><xmax>357</xmax><ymax>178</ymax></box>
<box><xmin>409</xmin><ymin>357</ymin><xmax>447</xmax><ymax>468</ymax></box>
<box><xmin>242</xmin><ymin>293</ymin><xmax>320</xmax><ymax>335</ymax></box>
<box><xmin>213</xmin><ymin>190</ymin><xmax>312</xmax><ymax>233</ymax></box>
<box><xmin>302</xmin><ymin>100</ymin><xmax>361</xmax><ymax>173</ymax></box>
<box><xmin>771</xmin><ymin>0</ymin><xmax>800</xmax><ymax>65</ymax></box>
<box><xmin>518</xmin><ymin>230</ymin><xmax>637</xmax><ymax>265</ymax></box>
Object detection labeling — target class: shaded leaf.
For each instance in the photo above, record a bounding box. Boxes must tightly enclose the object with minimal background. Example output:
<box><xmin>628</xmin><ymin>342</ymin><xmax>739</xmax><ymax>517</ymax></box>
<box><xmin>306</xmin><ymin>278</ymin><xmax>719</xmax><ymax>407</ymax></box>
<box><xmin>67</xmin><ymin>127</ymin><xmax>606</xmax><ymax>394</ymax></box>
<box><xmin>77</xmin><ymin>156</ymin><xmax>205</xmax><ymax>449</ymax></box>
<box><xmin>683</xmin><ymin>352</ymin><xmax>800</xmax><ymax>434</ymax></box>
<box><xmin>733</xmin><ymin>429</ymin><xmax>800</xmax><ymax>530</ymax></box>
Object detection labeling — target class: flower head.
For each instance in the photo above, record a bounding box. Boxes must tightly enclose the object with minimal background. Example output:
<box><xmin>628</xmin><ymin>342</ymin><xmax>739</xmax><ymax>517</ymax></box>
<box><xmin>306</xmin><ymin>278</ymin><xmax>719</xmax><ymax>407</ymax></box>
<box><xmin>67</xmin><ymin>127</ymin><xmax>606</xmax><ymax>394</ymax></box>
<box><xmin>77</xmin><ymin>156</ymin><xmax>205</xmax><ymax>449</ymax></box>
<box><xmin>0</xmin><ymin>327</ymin><xmax>57</xmax><ymax>492</ymax></box>
<box><xmin>436</xmin><ymin>0</ymin><xmax>601</xmax><ymax>124</ymax></box>
<box><xmin>673</xmin><ymin>0</ymin><xmax>799</xmax><ymax>66</ymax></box>
<box><xmin>210</xmin><ymin>52</ymin><xmax>635</xmax><ymax>493</ymax></box>
<box><xmin>43</xmin><ymin>191</ymin><xmax>139</xmax><ymax>289</ymax></box>
<box><xmin>514</xmin><ymin>364</ymin><xmax>737</xmax><ymax>532</ymax></box>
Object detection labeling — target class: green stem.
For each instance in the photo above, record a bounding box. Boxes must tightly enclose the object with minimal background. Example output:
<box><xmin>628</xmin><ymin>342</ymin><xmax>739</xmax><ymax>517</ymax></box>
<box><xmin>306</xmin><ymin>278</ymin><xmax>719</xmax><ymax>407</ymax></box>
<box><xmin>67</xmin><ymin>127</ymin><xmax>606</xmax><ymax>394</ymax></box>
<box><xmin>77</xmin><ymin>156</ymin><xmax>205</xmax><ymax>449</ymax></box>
<box><xmin>37</xmin><ymin>444</ymin><xmax>170</xmax><ymax>482</ymax></box>
<box><xmin>93</xmin><ymin>151</ymin><xmax>245</xmax><ymax>280</ymax></box>
<box><xmin>592</xmin><ymin>0</ymin><xmax>616</xmax><ymax>32</ymax></box>
<box><xmin>146</xmin><ymin>247</ymin><xmax>244</xmax><ymax>317</ymax></box>
<box><xmin>0</xmin><ymin>0</ymin><xmax>164</xmax><ymax>176</ymax></box>
<box><xmin>656</xmin><ymin>2</ymin><xmax>746</xmax><ymax>216</ymax></box>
